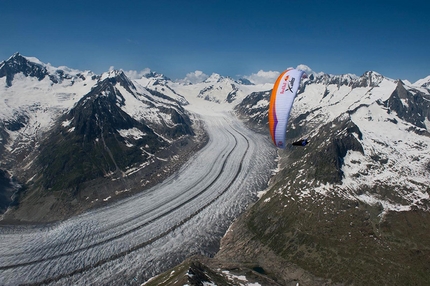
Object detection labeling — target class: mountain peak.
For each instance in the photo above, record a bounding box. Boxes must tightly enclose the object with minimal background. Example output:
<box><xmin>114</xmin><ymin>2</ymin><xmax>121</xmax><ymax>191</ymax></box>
<box><xmin>413</xmin><ymin>75</ymin><xmax>430</xmax><ymax>88</ymax></box>
<box><xmin>99</xmin><ymin>69</ymin><xmax>136</xmax><ymax>93</ymax></box>
<box><xmin>0</xmin><ymin>52</ymin><xmax>48</xmax><ymax>86</ymax></box>
<box><xmin>143</xmin><ymin>71</ymin><xmax>170</xmax><ymax>81</ymax></box>
<box><xmin>6</xmin><ymin>52</ymin><xmax>45</xmax><ymax>67</ymax></box>
<box><xmin>9</xmin><ymin>52</ymin><xmax>22</xmax><ymax>60</ymax></box>
<box><xmin>296</xmin><ymin>64</ymin><xmax>313</xmax><ymax>75</ymax></box>
<box><xmin>204</xmin><ymin>73</ymin><xmax>224</xmax><ymax>83</ymax></box>
<box><xmin>101</xmin><ymin>69</ymin><xmax>124</xmax><ymax>80</ymax></box>
<box><xmin>347</xmin><ymin>70</ymin><xmax>385</xmax><ymax>88</ymax></box>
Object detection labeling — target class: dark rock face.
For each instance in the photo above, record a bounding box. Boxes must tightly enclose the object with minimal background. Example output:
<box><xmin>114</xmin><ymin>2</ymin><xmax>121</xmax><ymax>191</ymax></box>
<box><xmin>3</xmin><ymin>114</ymin><xmax>29</xmax><ymax>132</ymax></box>
<box><xmin>146</xmin><ymin>89</ymin><xmax>194</xmax><ymax>138</ymax></box>
<box><xmin>0</xmin><ymin>53</ymin><xmax>48</xmax><ymax>86</ymax></box>
<box><xmin>0</xmin><ymin>53</ymin><xmax>98</xmax><ymax>87</ymax></box>
<box><xmin>36</xmin><ymin>78</ymin><xmax>164</xmax><ymax>192</ymax></box>
<box><xmin>310</xmin><ymin>117</ymin><xmax>364</xmax><ymax>184</ymax></box>
<box><xmin>234</xmin><ymin>90</ymin><xmax>271</xmax><ymax>127</ymax></box>
<box><xmin>0</xmin><ymin>169</ymin><xmax>20</xmax><ymax>214</ymax></box>
<box><xmin>226</xmin><ymin>84</ymin><xmax>239</xmax><ymax>103</ymax></box>
<box><xmin>384</xmin><ymin>81</ymin><xmax>430</xmax><ymax>130</ymax></box>
<box><xmin>237</xmin><ymin>78</ymin><xmax>253</xmax><ymax>85</ymax></box>
<box><xmin>350</xmin><ymin>71</ymin><xmax>384</xmax><ymax>88</ymax></box>
<box><xmin>275</xmin><ymin>114</ymin><xmax>364</xmax><ymax>186</ymax></box>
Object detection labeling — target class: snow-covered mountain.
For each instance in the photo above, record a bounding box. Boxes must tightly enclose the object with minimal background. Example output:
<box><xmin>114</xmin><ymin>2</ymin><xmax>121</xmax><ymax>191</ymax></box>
<box><xmin>135</xmin><ymin>70</ymin><xmax>272</xmax><ymax>106</ymax></box>
<box><xmin>413</xmin><ymin>75</ymin><xmax>430</xmax><ymax>89</ymax></box>
<box><xmin>0</xmin><ymin>53</ymin><xmax>98</xmax><ymax>161</ymax></box>
<box><xmin>236</xmin><ymin>72</ymin><xmax>430</xmax><ymax>210</ymax></box>
<box><xmin>0</xmin><ymin>53</ymin><xmax>278</xmax><ymax>223</ymax></box>
<box><xmin>219</xmin><ymin>69</ymin><xmax>430</xmax><ymax>285</ymax></box>
<box><xmin>1</xmin><ymin>52</ymin><xmax>430</xmax><ymax>284</ymax></box>
<box><xmin>0</xmin><ymin>53</ymin><xmax>201</xmax><ymax>222</ymax></box>
<box><xmin>147</xmin><ymin>69</ymin><xmax>430</xmax><ymax>286</ymax></box>
<box><xmin>235</xmin><ymin>69</ymin><xmax>430</xmax><ymax>214</ymax></box>
<box><xmin>1</xmin><ymin>53</ymin><xmax>429</xmax><ymax>220</ymax></box>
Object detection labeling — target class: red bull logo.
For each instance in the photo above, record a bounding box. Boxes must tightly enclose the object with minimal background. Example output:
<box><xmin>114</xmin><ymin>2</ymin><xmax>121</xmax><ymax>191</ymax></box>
<box><xmin>280</xmin><ymin>76</ymin><xmax>295</xmax><ymax>94</ymax></box>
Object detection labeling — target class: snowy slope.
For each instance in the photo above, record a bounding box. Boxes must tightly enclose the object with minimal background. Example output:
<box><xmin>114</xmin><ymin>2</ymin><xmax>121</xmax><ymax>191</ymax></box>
<box><xmin>0</xmin><ymin>55</ymin><xmax>194</xmax><ymax>167</ymax></box>
<box><xmin>98</xmin><ymin>70</ymin><xmax>192</xmax><ymax>138</ymax></box>
<box><xmin>0</xmin><ymin>54</ymin><xmax>198</xmax><ymax>222</ymax></box>
<box><xmin>0</xmin><ymin>54</ymin><xmax>99</xmax><ymax>172</ymax></box>
<box><xmin>236</xmin><ymin>69</ymin><xmax>430</xmax><ymax>213</ymax></box>
<box><xmin>0</xmin><ymin>55</ymin><xmax>96</xmax><ymax>140</ymax></box>
<box><xmin>413</xmin><ymin>75</ymin><xmax>430</xmax><ymax>89</ymax></box>
<box><xmin>2</xmin><ymin>53</ymin><xmax>429</xmax><ymax>217</ymax></box>
<box><xmin>135</xmin><ymin>71</ymin><xmax>272</xmax><ymax>109</ymax></box>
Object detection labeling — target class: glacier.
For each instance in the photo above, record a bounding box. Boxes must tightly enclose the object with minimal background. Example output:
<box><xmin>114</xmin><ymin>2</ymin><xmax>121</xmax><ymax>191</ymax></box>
<box><xmin>0</xmin><ymin>107</ymin><xmax>277</xmax><ymax>285</ymax></box>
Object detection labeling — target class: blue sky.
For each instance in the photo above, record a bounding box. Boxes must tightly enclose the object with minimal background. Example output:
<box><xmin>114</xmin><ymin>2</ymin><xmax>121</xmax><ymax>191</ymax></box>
<box><xmin>1</xmin><ymin>0</ymin><xmax>429</xmax><ymax>82</ymax></box>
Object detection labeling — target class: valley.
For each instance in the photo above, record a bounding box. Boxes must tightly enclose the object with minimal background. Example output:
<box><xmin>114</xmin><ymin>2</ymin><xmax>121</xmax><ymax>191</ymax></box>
<box><xmin>1</xmin><ymin>53</ymin><xmax>429</xmax><ymax>285</ymax></box>
<box><xmin>0</xmin><ymin>109</ymin><xmax>276</xmax><ymax>285</ymax></box>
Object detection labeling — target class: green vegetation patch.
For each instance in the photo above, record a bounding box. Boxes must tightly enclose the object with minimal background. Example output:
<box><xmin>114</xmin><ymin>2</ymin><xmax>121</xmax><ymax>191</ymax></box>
<box><xmin>246</xmin><ymin>188</ymin><xmax>430</xmax><ymax>285</ymax></box>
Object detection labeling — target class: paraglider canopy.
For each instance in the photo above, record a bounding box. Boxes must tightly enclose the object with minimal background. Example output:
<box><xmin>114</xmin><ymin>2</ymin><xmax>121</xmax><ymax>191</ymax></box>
<box><xmin>268</xmin><ymin>68</ymin><xmax>306</xmax><ymax>148</ymax></box>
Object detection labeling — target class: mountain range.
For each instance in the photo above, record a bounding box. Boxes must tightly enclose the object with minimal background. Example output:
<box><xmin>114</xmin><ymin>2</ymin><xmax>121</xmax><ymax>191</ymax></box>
<box><xmin>0</xmin><ymin>53</ymin><xmax>203</xmax><ymax>222</ymax></box>
<box><xmin>217</xmin><ymin>70</ymin><xmax>430</xmax><ymax>285</ymax></box>
<box><xmin>144</xmin><ymin>65</ymin><xmax>430</xmax><ymax>285</ymax></box>
<box><xmin>1</xmin><ymin>53</ymin><xmax>430</xmax><ymax>285</ymax></box>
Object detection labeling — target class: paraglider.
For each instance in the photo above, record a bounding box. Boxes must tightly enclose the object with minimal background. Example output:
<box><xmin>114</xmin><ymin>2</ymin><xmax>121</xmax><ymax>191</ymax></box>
<box><xmin>292</xmin><ymin>138</ymin><xmax>309</xmax><ymax>146</ymax></box>
<box><xmin>268</xmin><ymin>68</ymin><xmax>306</xmax><ymax>148</ymax></box>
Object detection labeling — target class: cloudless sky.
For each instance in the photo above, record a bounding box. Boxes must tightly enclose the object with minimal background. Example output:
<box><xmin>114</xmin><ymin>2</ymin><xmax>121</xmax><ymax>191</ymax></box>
<box><xmin>1</xmin><ymin>0</ymin><xmax>429</xmax><ymax>82</ymax></box>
